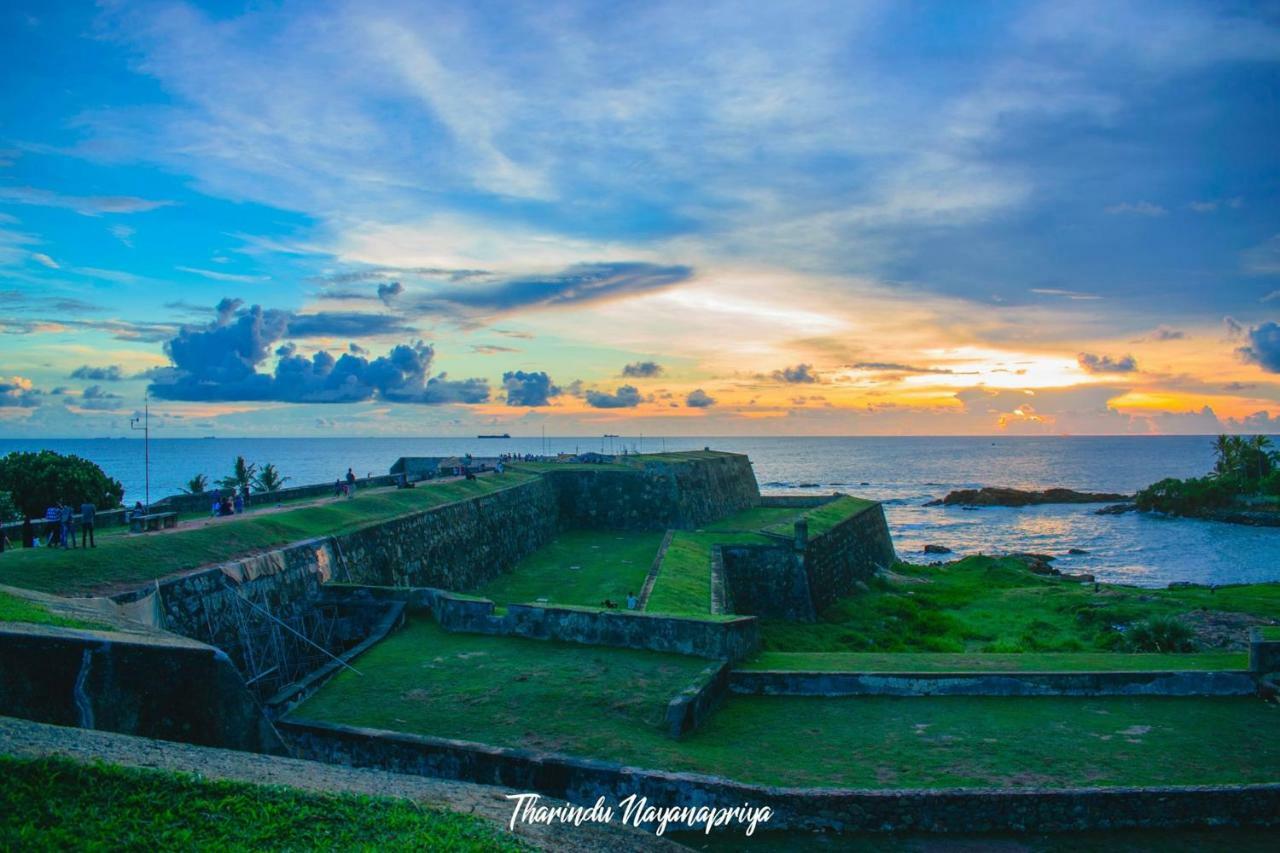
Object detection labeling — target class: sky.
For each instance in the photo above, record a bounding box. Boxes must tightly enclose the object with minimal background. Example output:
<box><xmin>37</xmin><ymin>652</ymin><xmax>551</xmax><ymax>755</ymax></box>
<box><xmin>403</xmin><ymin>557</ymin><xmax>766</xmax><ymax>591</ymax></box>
<box><xmin>1</xmin><ymin>0</ymin><xmax>1279</xmax><ymax>438</ymax></box>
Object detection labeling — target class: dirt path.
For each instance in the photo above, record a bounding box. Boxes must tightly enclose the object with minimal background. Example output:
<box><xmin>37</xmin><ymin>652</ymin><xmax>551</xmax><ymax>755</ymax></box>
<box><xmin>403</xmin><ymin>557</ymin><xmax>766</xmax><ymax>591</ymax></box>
<box><xmin>0</xmin><ymin>716</ymin><xmax>677</xmax><ymax>852</ymax></box>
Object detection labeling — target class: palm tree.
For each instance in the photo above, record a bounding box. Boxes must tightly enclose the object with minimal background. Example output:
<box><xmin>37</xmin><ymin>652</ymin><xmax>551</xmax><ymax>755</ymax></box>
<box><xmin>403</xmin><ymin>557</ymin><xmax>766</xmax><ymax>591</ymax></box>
<box><xmin>181</xmin><ymin>473</ymin><xmax>208</xmax><ymax>495</ymax></box>
<box><xmin>1212</xmin><ymin>435</ymin><xmax>1235</xmax><ymax>477</ymax></box>
<box><xmin>252</xmin><ymin>463</ymin><xmax>291</xmax><ymax>493</ymax></box>
<box><xmin>219</xmin><ymin>456</ymin><xmax>258</xmax><ymax>493</ymax></box>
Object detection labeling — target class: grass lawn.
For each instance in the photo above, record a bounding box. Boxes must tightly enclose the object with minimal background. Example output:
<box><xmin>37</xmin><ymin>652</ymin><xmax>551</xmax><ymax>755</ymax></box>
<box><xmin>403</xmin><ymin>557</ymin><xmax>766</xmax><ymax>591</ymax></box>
<box><xmin>1260</xmin><ymin>625</ymin><xmax>1280</xmax><ymax>641</ymax></box>
<box><xmin>699</xmin><ymin>505</ymin><xmax>807</xmax><ymax>532</ymax></box>
<box><xmin>474</xmin><ymin>529</ymin><xmax>663</xmax><ymax>607</ymax></box>
<box><xmin>645</xmin><ymin>531</ymin><xmax>773</xmax><ymax>616</ymax></box>
<box><xmin>292</xmin><ymin>619</ymin><xmax>1280</xmax><ymax>790</ymax></box>
<box><xmin>290</xmin><ymin>617</ymin><xmax>708</xmax><ymax>751</ymax></box>
<box><xmin>760</xmin><ymin>495</ymin><xmax>876</xmax><ymax>538</ymax></box>
<box><xmin>763</xmin><ymin>556</ymin><xmax>1280</xmax><ymax>654</ymax></box>
<box><xmin>0</xmin><ymin>755</ymin><xmax>526</xmax><ymax>852</ymax></box>
<box><xmin>0</xmin><ymin>590</ymin><xmax>107</xmax><ymax>630</ymax></box>
<box><xmin>0</xmin><ymin>472</ymin><xmax>537</xmax><ymax>595</ymax></box>
<box><xmin>741</xmin><ymin>651</ymin><xmax>1250</xmax><ymax>672</ymax></box>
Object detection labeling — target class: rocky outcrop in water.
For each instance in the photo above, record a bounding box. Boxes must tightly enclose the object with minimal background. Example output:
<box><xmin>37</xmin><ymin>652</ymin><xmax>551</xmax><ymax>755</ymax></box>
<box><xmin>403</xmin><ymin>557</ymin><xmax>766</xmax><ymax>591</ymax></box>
<box><xmin>926</xmin><ymin>487</ymin><xmax>1129</xmax><ymax>507</ymax></box>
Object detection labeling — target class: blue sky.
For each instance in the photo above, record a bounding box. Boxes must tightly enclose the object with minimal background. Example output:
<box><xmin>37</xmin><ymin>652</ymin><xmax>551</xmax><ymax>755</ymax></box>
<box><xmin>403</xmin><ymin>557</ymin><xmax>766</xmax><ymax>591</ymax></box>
<box><xmin>2</xmin><ymin>0</ymin><xmax>1279</xmax><ymax>436</ymax></box>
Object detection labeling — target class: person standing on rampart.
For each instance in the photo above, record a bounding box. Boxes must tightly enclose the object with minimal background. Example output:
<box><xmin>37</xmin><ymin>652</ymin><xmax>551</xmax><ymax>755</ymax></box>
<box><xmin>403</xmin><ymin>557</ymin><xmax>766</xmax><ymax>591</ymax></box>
<box><xmin>80</xmin><ymin>501</ymin><xmax>96</xmax><ymax>548</ymax></box>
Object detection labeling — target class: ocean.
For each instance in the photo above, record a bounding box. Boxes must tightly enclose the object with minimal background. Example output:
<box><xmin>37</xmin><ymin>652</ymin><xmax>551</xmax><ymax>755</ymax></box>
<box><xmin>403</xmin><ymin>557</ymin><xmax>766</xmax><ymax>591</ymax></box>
<box><xmin>3</xmin><ymin>435</ymin><xmax>1277</xmax><ymax>588</ymax></box>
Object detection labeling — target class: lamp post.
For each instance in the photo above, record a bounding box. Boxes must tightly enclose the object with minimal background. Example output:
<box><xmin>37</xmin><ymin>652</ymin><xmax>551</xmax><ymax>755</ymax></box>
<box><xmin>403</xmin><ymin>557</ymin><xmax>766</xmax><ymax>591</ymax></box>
<box><xmin>130</xmin><ymin>393</ymin><xmax>151</xmax><ymax>512</ymax></box>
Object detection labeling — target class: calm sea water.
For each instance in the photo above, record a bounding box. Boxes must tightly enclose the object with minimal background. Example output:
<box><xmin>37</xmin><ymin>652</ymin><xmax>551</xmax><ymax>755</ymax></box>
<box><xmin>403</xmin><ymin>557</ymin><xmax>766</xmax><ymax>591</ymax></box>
<box><xmin>3</xmin><ymin>435</ymin><xmax>1277</xmax><ymax>588</ymax></box>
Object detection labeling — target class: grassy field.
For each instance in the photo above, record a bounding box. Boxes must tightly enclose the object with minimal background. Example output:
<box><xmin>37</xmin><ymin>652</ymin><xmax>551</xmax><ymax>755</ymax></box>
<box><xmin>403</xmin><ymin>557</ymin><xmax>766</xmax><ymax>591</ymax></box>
<box><xmin>0</xmin><ymin>590</ymin><xmax>107</xmax><ymax>630</ymax></box>
<box><xmin>0</xmin><ymin>755</ymin><xmax>526</xmax><ymax>851</ymax></box>
<box><xmin>763</xmin><ymin>556</ymin><xmax>1280</xmax><ymax>654</ymax></box>
<box><xmin>291</xmin><ymin>617</ymin><xmax>708</xmax><ymax>750</ymax></box>
<box><xmin>699</xmin><ymin>505</ymin><xmax>808</xmax><ymax>532</ymax></box>
<box><xmin>474</xmin><ymin>529</ymin><xmax>663</xmax><ymax>607</ymax></box>
<box><xmin>760</xmin><ymin>495</ymin><xmax>876</xmax><ymax>537</ymax></box>
<box><xmin>645</xmin><ymin>531</ymin><xmax>773</xmax><ymax>615</ymax></box>
<box><xmin>0</xmin><ymin>472</ymin><xmax>536</xmax><ymax>595</ymax></box>
<box><xmin>292</xmin><ymin>618</ymin><xmax>1280</xmax><ymax>789</ymax></box>
<box><xmin>742</xmin><ymin>651</ymin><xmax>1249</xmax><ymax>672</ymax></box>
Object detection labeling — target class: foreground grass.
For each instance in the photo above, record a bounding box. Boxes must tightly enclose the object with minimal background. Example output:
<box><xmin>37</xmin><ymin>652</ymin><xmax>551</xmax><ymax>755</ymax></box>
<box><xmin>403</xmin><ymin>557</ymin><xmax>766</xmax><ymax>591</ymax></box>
<box><xmin>646</xmin><ymin>531</ymin><xmax>773</xmax><ymax>615</ymax></box>
<box><xmin>474</xmin><ymin>529</ymin><xmax>662</xmax><ymax>607</ymax></box>
<box><xmin>293</xmin><ymin>619</ymin><xmax>1280</xmax><ymax>789</ymax></box>
<box><xmin>742</xmin><ymin>651</ymin><xmax>1249</xmax><ymax>672</ymax></box>
<box><xmin>763</xmin><ymin>556</ymin><xmax>1280</xmax><ymax>654</ymax></box>
<box><xmin>0</xmin><ymin>472</ymin><xmax>536</xmax><ymax>595</ymax></box>
<box><xmin>0</xmin><ymin>755</ymin><xmax>526</xmax><ymax>852</ymax></box>
<box><xmin>0</xmin><ymin>590</ymin><xmax>107</xmax><ymax>630</ymax></box>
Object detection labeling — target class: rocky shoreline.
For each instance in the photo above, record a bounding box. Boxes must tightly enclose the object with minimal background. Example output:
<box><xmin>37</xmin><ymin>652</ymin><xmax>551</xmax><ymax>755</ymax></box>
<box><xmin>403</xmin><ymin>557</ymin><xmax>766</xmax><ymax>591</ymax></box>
<box><xmin>926</xmin><ymin>487</ymin><xmax>1130</xmax><ymax>508</ymax></box>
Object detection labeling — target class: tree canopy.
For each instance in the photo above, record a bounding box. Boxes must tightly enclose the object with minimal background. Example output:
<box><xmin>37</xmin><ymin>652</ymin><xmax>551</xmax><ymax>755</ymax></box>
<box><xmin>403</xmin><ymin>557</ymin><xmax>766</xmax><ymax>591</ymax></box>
<box><xmin>0</xmin><ymin>451</ymin><xmax>125</xmax><ymax>519</ymax></box>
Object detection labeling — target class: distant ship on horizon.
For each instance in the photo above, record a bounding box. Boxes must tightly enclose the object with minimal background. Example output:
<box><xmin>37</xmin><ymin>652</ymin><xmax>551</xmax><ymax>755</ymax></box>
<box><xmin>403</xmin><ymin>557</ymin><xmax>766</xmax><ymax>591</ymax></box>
<box><xmin>477</xmin><ymin>433</ymin><xmax>511</xmax><ymax>439</ymax></box>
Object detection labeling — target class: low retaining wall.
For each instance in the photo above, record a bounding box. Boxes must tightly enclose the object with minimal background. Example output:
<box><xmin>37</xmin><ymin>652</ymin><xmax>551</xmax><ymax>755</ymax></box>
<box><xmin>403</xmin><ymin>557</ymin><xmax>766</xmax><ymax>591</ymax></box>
<box><xmin>1250</xmin><ymin>632</ymin><xmax>1280</xmax><ymax>673</ymax></box>
<box><xmin>278</xmin><ymin>718</ymin><xmax>1280</xmax><ymax>833</ymax></box>
<box><xmin>729</xmin><ymin>669</ymin><xmax>1260</xmax><ymax>697</ymax></box>
<box><xmin>416</xmin><ymin>589</ymin><xmax>760</xmax><ymax>662</ymax></box>
<box><xmin>0</xmin><ymin>623</ymin><xmax>282</xmax><ymax>754</ymax></box>
<box><xmin>664</xmin><ymin>661</ymin><xmax>730</xmax><ymax>739</ymax></box>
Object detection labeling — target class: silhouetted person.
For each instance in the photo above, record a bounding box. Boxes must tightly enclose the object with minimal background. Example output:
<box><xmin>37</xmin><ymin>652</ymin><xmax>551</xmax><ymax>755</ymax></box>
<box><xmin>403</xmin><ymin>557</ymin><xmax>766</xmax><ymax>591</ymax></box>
<box><xmin>21</xmin><ymin>516</ymin><xmax>34</xmax><ymax>548</ymax></box>
<box><xmin>80</xmin><ymin>501</ymin><xmax>96</xmax><ymax>548</ymax></box>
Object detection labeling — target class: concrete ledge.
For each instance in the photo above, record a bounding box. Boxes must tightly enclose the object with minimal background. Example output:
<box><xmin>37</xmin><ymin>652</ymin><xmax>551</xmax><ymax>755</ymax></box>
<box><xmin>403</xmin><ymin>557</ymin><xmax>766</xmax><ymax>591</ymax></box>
<box><xmin>278</xmin><ymin>717</ymin><xmax>1280</xmax><ymax>833</ymax></box>
<box><xmin>664</xmin><ymin>661</ymin><xmax>730</xmax><ymax>739</ymax></box>
<box><xmin>729</xmin><ymin>669</ymin><xmax>1260</xmax><ymax>697</ymax></box>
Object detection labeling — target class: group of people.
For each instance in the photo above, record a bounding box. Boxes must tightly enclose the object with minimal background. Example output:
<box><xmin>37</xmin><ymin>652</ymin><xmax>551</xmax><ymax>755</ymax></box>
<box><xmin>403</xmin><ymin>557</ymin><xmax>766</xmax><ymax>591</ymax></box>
<box><xmin>334</xmin><ymin>468</ymin><xmax>357</xmax><ymax>498</ymax></box>
<box><xmin>28</xmin><ymin>501</ymin><xmax>98</xmax><ymax>549</ymax></box>
<box><xmin>211</xmin><ymin>487</ymin><xmax>248</xmax><ymax>518</ymax></box>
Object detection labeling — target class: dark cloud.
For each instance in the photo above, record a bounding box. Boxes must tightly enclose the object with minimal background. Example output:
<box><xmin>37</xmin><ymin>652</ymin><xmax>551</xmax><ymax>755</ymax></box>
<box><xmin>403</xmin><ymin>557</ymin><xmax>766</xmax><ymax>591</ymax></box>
<box><xmin>471</xmin><ymin>344</ymin><xmax>519</xmax><ymax>354</ymax></box>
<box><xmin>412</xmin><ymin>262</ymin><xmax>694</xmax><ymax>318</ymax></box>
<box><xmin>686</xmin><ymin>388</ymin><xmax>716</xmax><ymax>408</ymax></box>
<box><xmin>503</xmin><ymin>370</ymin><xmax>561</xmax><ymax>407</ymax></box>
<box><xmin>851</xmin><ymin>361</ymin><xmax>957</xmax><ymax>375</ymax></box>
<box><xmin>1225</xmin><ymin>317</ymin><xmax>1244</xmax><ymax>339</ymax></box>
<box><xmin>79</xmin><ymin>384</ymin><xmax>125</xmax><ymax>410</ymax></box>
<box><xmin>315</xmin><ymin>266</ymin><xmax>490</xmax><ymax>286</ymax></box>
<box><xmin>0</xmin><ymin>377</ymin><xmax>41</xmax><ymax>408</ymax></box>
<box><xmin>1146</xmin><ymin>326</ymin><xmax>1186</xmax><ymax>342</ymax></box>
<box><xmin>286</xmin><ymin>311</ymin><xmax>415</xmax><ymax>338</ymax></box>
<box><xmin>771</xmin><ymin>363</ymin><xmax>819</xmax><ymax>383</ymax></box>
<box><xmin>216</xmin><ymin>297</ymin><xmax>244</xmax><ymax>324</ymax></box>
<box><xmin>149</xmin><ymin>302</ymin><xmax>487</xmax><ymax>405</ymax></box>
<box><xmin>1237</xmin><ymin>322</ymin><xmax>1280</xmax><ymax>373</ymax></box>
<box><xmin>1077</xmin><ymin>352</ymin><xmax>1138</xmax><ymax>374</ymax></box>
<box><xmin>621</xmin><ymin>361</ymin><xmax>663</xmax><ymax>378</ymax></box>
<box><xmin>585</xmin><ymin>385</ymin><xmax>642</xmax><ymax>408</ymax></box>
<box><xmin>377</xmin><ymin>281</ymin><xmax>403</xmax><ymax>306</ymax></box>
<box><xmin>70</xmin><ymin>364</ymin><xmax>125</xmax><ymax>381</ymax></box>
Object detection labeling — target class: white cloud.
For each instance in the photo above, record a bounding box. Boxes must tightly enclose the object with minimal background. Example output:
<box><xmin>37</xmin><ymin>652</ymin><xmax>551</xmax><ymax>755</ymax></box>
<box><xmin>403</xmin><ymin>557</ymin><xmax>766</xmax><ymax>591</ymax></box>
<box><xmin>30</xmin><ymin>251</ymin><xmax>59</xmax><ymax>269</ymax></box>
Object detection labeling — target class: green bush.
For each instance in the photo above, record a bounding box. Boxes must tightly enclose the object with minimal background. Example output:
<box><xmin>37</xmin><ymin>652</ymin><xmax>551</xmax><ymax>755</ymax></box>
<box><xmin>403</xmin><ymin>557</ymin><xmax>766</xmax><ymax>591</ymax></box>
<box><xmin>1127</xmin><ymin>616</ymin><xmax>1196</xmax><ymax>653</ymax></box>
<box><xmin>1134</xmin><ymin>476</ymin><xmax>1234</xmax><ymax>515</ymax></box>
<box><xmin>0</xmin><ymin>490</ymin><xmax>17</xmax><ymax>524</ymax></box>
<box><xmin>0</xmin><ymin>451</ymin><xmax>124</xmax><ymax>519</ymax></box>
